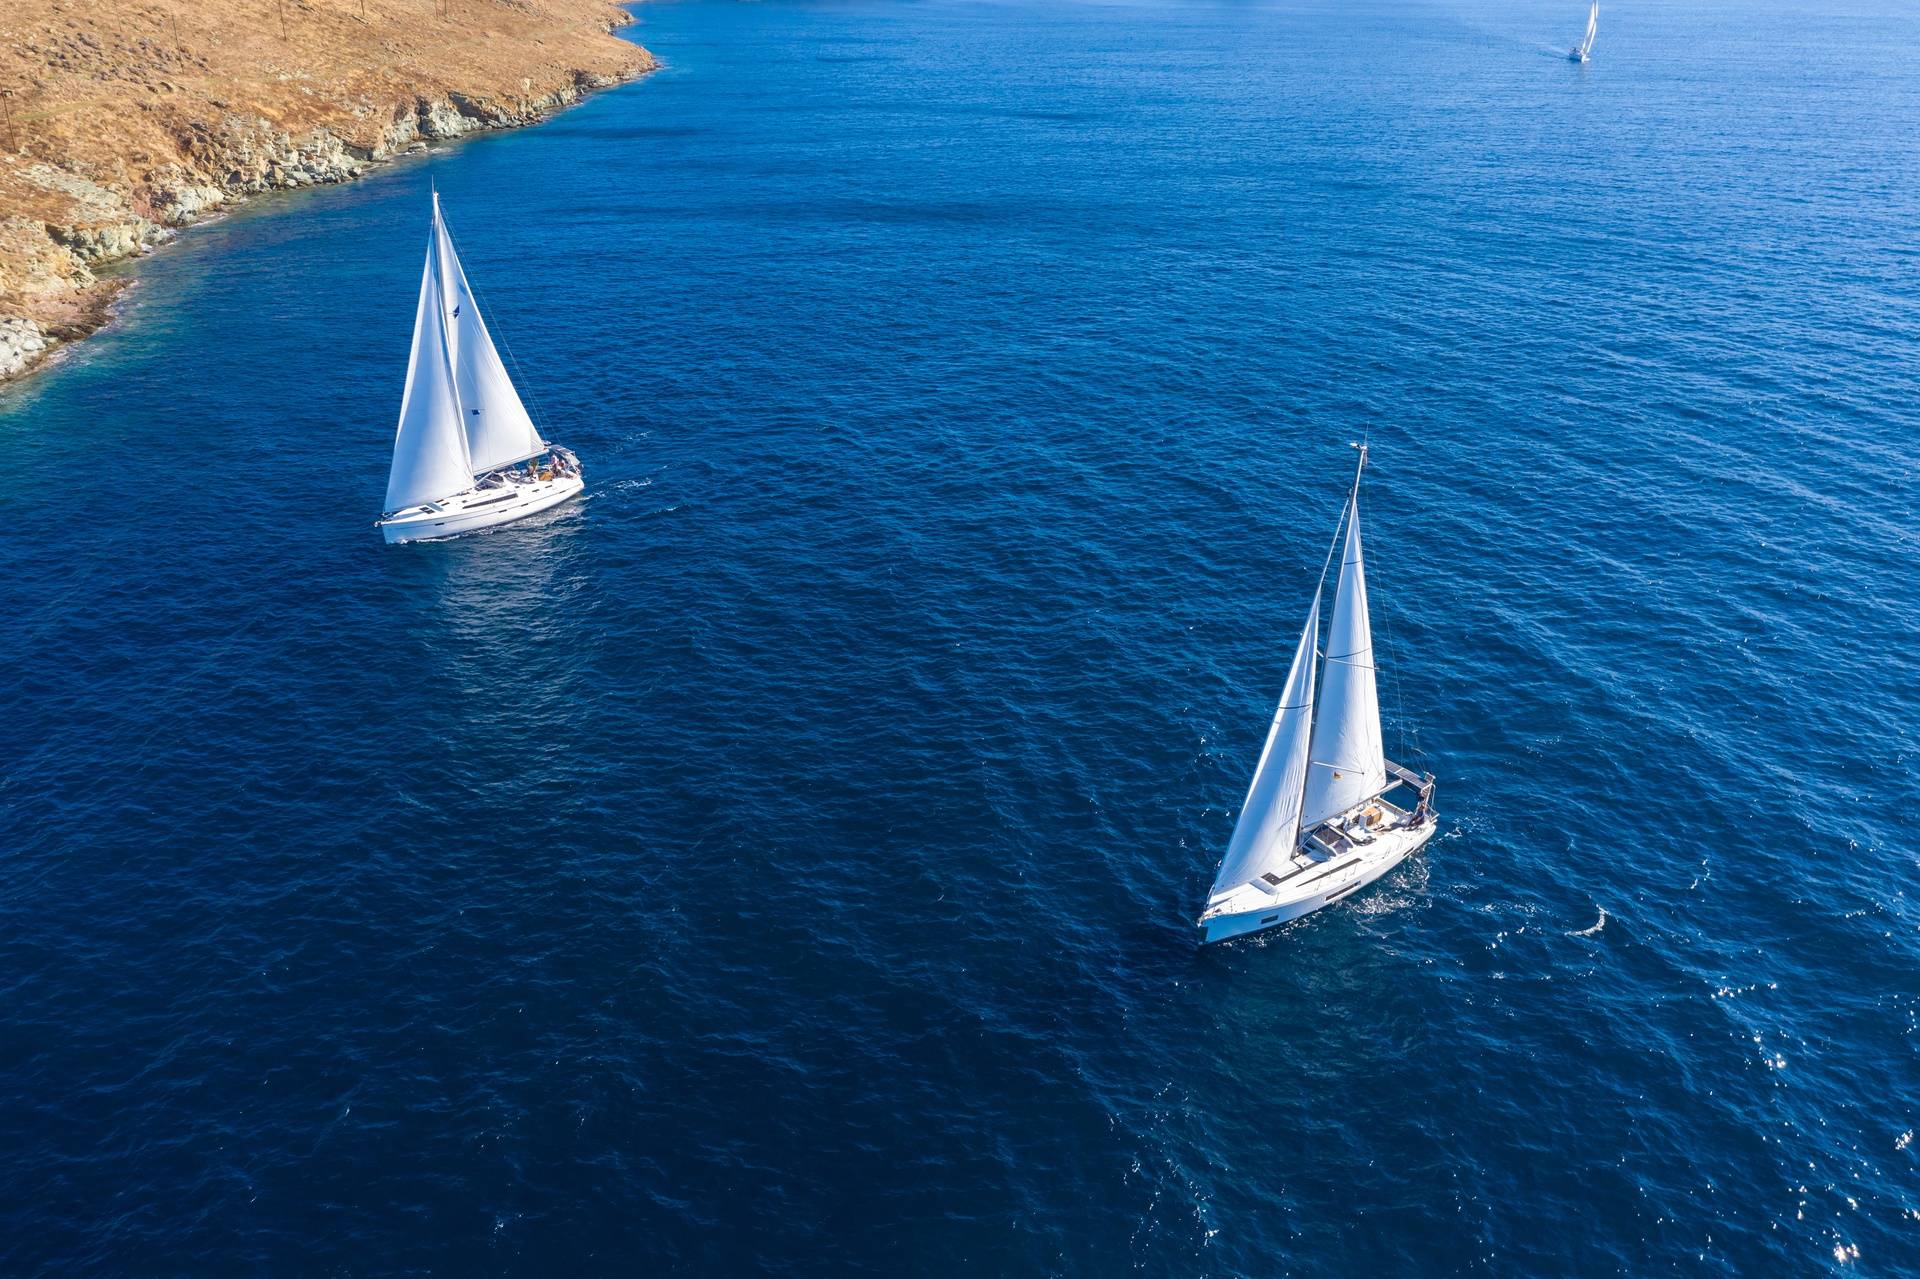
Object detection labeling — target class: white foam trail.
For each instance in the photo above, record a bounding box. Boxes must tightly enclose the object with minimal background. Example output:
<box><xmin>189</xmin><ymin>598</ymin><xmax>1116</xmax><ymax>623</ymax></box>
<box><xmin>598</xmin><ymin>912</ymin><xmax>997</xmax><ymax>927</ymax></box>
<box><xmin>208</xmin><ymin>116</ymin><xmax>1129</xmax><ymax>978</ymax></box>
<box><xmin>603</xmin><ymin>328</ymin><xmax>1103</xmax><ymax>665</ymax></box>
<box><xmin>1569</xmin><ymin>906</ymin><xmax>1608</xmax><ymax>937</ymax></box>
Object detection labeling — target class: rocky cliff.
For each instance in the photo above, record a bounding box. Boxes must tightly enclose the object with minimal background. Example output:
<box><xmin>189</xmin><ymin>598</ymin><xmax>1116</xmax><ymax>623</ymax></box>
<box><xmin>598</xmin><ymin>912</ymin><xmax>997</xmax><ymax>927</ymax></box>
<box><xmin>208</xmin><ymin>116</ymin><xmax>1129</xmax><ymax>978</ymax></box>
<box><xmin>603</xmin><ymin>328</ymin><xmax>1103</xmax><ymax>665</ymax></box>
<box><xmin>0</xmin><ymin>0</ymin><xmax>655</xmax><ymax>383</ymax></box>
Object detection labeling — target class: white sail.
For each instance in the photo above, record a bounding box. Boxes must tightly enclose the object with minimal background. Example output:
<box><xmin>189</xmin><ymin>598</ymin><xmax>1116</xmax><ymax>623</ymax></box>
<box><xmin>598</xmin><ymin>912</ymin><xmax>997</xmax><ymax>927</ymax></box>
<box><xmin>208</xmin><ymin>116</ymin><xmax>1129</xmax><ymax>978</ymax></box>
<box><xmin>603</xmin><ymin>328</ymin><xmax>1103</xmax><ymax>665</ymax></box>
<box><xmin>432</xmin><ymin>195</ymin><xmax>547</xmax><ymax>476</ymax></box>
<box><xmin>1211</xmin><ymin>595</ymin><xmax>1321</xmax><ymax>897</ymax></box>
<box><xmin>1300</xmin><ymin>491</ymin><xmax>1387</xmax><ymax>829</ymax></box>
<box><xmin>385</xmin><ymin>218</ymin><xmax>472</xmax><ymax>512</ymax></box>
<box><xmin>1579</xmin><ymin>2</ymin><xmax>1598</xmax><ymax>56</ymax></box>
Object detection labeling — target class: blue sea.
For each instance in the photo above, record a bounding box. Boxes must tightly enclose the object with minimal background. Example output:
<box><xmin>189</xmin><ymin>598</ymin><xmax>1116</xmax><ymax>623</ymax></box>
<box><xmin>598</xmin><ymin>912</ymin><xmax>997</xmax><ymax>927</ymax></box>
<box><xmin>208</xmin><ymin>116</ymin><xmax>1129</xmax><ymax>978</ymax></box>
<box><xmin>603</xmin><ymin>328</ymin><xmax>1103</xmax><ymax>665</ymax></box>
<box><xmin>4</xmin><ymin>0</ymin><xmax>1917</xmax><ymax>1272</ymax></box>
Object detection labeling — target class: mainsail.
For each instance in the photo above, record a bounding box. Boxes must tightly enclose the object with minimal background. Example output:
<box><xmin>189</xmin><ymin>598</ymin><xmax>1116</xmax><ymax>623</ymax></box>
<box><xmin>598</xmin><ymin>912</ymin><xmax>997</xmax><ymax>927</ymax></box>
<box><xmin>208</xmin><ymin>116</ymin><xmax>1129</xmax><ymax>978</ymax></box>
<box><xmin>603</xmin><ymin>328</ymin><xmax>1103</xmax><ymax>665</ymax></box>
<box><xmin>432</xmin><ymin>194</ymin><xmax>547</xmax><ymax>476</ymax></box>
<box><xmin>1577</xmin><ymin>2</ymin><xmax>1598</xmax><ymax>57</ymax></box>
<box><xmin>385</xmin><ymin>215</ymin><xmax>473</xmax><ymax>513</ymax></box>
<box><xmin>1300</xmin><ymin>488</ymin><xmax>1387</xmax><ymax>830</ymax></box>
<box><xmin>1211</xmin><ymin>594</ymin><xmax>1321</xmax><ymax>897</ymax></box>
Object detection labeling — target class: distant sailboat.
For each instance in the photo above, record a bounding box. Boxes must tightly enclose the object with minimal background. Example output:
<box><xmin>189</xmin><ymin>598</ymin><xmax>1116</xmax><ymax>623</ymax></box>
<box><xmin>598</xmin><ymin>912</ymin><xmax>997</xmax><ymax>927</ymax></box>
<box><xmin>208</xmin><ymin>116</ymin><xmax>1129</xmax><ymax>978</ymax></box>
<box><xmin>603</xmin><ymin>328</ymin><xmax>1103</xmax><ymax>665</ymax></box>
<box><xmin>1199</xmin><ymin>445</ymin><xmax>1438</xmax><ymax>944</ymax></box>
<box><xmin>1568</xmin><ymin>0</ymin><xmax>1598</xmax><ymax>62</ymax></box>
<box><xmin>378</xmin><ymin>191</ymin><xmax>583</xmax><ymax>543</ymax></box>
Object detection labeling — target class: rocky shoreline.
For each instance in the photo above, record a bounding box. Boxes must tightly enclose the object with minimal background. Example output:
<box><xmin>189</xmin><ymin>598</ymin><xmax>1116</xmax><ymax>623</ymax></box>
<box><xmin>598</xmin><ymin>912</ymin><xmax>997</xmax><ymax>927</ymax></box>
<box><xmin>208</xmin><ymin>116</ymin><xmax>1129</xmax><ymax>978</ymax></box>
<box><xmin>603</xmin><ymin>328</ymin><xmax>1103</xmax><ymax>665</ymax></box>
<box><xmin>0</xmin><ymin>0</ymin><xmax>655</xmax><ymax>385</ymax></box>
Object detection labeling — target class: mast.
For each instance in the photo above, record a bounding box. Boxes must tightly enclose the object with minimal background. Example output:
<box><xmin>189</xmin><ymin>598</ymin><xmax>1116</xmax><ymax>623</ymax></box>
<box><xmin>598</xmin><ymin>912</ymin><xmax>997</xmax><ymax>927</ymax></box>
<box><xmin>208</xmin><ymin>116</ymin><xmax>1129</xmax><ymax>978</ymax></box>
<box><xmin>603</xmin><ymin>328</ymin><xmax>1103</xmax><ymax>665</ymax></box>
<box><xmin>1299</xmin><ymin>444</ymin><xmax>1388</xmax><ymax>830</ymax></box>
<box><xmin>427</xmin><ymin>193</ymin><xmax>466</xmax><ymax>429</ymax></box>
<box><xmin>385</xmin><ymin>198</ymin><xmax>474</xmax><ymax>512</ymax></box>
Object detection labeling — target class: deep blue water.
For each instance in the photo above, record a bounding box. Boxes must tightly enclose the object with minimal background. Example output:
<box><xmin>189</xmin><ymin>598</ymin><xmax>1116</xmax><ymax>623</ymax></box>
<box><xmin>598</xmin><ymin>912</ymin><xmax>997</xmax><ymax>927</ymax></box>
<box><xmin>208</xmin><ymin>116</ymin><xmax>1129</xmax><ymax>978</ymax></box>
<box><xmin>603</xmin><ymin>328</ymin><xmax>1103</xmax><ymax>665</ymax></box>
<box><xmin>4</xmin><ymin>0</ymin><xmax>1919</xmax><ymax>1272</ymax></box>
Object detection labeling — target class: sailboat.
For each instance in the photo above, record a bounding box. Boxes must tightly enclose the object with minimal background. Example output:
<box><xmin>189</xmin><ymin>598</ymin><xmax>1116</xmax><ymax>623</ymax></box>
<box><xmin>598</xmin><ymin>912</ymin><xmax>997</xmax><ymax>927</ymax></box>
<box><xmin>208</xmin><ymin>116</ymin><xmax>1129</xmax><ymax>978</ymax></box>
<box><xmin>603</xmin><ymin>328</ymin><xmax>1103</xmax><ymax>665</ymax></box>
<box><xmin>1199</xmin><ymin>445</ymin><xmax>1438</xmax><ymax>944</ymax></box>
<box><xmin>1568</xmin><ymin>0</ymin><xmax>1598</xmax><ymax>62</ymax></box>
<box><xmin>377</xmin><ymin>191</ymin><xmax>583</xmax><ymax>543</ymax></box>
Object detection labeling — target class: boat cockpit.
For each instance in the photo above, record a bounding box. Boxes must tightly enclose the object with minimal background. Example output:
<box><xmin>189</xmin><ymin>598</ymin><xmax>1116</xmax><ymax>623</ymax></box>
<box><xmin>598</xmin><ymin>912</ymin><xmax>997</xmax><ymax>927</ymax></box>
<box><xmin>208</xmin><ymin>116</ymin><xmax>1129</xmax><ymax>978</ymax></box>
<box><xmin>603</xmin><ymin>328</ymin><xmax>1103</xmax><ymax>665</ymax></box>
<box><xmin>1304</xmin><ymin>760</ymin><xmax>1436</xmax><ymax>858</ymax></box>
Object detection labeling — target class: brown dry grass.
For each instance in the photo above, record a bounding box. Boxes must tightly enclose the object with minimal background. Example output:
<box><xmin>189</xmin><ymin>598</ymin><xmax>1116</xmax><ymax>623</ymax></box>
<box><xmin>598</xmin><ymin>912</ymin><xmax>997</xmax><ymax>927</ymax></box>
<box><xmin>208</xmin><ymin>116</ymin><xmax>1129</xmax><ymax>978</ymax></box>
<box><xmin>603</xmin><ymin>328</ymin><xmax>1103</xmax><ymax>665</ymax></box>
<box><xmin>0</xmin><ymin>0</ymin><xmax>652</xmax><ymax>370</ymax></box>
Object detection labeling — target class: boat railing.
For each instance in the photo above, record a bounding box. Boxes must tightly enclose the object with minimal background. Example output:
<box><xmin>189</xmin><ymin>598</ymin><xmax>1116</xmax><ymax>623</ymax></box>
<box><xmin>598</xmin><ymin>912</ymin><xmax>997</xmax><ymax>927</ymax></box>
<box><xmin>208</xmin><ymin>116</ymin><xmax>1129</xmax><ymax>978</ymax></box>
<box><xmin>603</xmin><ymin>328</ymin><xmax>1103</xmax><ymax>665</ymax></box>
<box><xmin>1384</xmin><ymin>759</ymin><xmax>1428</xmax><ymax>789</ymax></box>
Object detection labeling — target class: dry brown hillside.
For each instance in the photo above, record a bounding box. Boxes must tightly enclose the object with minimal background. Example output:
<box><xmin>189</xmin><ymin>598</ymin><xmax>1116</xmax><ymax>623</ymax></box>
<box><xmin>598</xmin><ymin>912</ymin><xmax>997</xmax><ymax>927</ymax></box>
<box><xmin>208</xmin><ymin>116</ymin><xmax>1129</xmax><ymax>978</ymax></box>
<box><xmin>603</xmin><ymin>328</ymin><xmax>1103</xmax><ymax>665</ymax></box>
<box><xmin>0</xmin><ymin>0</ymin><xmax>654</xmax><ymax>381</ymax></box>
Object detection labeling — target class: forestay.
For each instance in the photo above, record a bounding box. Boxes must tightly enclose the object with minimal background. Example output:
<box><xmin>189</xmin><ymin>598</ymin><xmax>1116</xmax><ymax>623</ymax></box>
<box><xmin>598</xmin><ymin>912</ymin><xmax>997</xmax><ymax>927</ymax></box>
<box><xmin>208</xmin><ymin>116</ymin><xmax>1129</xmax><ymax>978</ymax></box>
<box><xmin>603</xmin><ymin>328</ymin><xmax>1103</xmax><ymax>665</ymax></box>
<box><xmin>1211</xmin><ymin>594</ymin><xmax>1322</xmax><ymax>897</ymax></box>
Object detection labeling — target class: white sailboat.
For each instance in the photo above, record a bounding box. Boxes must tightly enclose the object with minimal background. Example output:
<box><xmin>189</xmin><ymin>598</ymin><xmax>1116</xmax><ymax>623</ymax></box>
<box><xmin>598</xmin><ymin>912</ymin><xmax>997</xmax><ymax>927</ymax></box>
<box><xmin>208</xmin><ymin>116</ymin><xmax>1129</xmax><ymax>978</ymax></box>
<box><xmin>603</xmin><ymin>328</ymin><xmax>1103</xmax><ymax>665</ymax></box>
<box><xmin>1199</xmin><ymin>445</ymin><xmax>1437</xmax><ymax>944</ymax></box>
<box><xmin>378</xmin><ymin>191</ymin><xmax>583</xmax><ymax>543</ymax></box>
<box><xmin>1568</xmin><ymin>0</ymin><xmax>1598</xmax><ymax>62</ymax></box>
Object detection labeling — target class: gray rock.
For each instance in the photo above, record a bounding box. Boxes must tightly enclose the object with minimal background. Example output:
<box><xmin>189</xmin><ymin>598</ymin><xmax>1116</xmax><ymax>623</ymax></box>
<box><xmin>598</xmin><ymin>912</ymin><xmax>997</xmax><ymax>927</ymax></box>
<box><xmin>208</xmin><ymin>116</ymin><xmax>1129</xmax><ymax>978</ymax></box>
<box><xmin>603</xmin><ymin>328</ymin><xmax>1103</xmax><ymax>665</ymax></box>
<box><xmin>0</xmin><ymin>317</ymin><xmax>53</xmax><ymax>381</ymax></box>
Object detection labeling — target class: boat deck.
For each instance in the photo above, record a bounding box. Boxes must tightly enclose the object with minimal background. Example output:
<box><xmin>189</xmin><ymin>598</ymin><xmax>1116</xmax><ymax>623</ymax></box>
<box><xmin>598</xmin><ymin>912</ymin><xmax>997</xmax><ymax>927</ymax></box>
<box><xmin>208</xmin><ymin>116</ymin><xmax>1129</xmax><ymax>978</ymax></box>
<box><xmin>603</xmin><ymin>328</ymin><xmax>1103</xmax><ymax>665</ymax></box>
<box><xmin>1300</xmin><ymin>796</ymin><xmax>1415</xmax><ymax>859</ymax></box>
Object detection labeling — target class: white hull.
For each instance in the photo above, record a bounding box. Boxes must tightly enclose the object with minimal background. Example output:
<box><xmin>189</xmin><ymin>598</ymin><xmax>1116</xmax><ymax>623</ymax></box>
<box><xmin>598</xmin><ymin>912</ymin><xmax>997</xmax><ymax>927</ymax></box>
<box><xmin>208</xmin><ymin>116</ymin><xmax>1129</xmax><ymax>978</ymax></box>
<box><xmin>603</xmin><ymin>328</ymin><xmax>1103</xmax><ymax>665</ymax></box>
<box><xmin>1200</xmin><ymin>808</ymin><xmax>1435</xmax><ymax>944</ymax></box>
<box><xmin>379</xmin><ymin>471</ymin><xmax>583</xmax><ymax>543</ymax></box>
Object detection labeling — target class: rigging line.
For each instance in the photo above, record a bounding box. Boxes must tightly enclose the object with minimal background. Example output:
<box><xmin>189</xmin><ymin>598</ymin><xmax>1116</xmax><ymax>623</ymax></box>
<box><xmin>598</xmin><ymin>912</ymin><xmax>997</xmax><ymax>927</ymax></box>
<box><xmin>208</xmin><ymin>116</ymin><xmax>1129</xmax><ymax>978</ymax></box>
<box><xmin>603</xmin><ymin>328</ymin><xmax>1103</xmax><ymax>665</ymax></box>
<box><xmin>1377</xmin><ymin>588</ymin><xmax>1414</xmax><ymax>764</ymax></box>
<box><xmin>1322</xmin><ymin>442</ymin><xmax>1366</xmax><ymax>588</ymax></box>
<box><xmin>436</xmin><ymin>210</ymin><xmax>557</xmax><ymax>439</ymax></box>
<box><xmin>1353</xmin><ymin>434</ymin><xmax>1411</xmax><ymax>767</ymax></box>
<box><xmin>1356</xmin><ymin>438</ymin><xmax>1412</xmax><ymax>761</ymax></box>
<box><xmin>1298</xmin><ymin>455</ymin><xmax>1357</xmax><ymax>738</ymax></box>
<box><xmin>1309</xmin><ymin>440</ymin><xmax>1366</xmax><ymax>644</ymax></box>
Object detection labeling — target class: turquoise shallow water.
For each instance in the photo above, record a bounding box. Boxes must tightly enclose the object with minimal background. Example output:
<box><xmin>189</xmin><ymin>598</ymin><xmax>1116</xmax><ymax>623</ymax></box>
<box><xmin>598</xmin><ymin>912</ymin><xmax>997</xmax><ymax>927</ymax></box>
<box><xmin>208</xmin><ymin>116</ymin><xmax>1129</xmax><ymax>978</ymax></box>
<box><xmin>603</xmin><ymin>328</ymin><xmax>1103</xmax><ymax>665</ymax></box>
<box><xmin>3</xmin><ymin>0</ymin><xmax>1918</xmax><ymax>1273</ymax></box>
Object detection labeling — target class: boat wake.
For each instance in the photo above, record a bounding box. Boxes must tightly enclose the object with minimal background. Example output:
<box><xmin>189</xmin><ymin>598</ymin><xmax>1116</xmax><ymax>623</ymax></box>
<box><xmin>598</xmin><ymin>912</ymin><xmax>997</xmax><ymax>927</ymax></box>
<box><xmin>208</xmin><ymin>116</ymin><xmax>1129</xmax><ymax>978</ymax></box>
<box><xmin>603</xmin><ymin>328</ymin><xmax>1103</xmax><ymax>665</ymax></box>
<box><xmin>1568</xmin><ymin>906</ymin><xmax>1608</xmax><ymax>937</ymax></box>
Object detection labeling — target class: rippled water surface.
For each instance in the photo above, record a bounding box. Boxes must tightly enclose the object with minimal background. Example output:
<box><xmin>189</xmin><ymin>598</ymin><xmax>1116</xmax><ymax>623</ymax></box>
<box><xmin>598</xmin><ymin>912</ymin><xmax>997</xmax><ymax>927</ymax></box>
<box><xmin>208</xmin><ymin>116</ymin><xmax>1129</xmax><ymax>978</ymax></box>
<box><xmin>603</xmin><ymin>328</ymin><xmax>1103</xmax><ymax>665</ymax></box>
<box><xmin>4</xmin><ymin>0</ymin><xmax>1918</xmax><ymax>1273</ymax></box>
